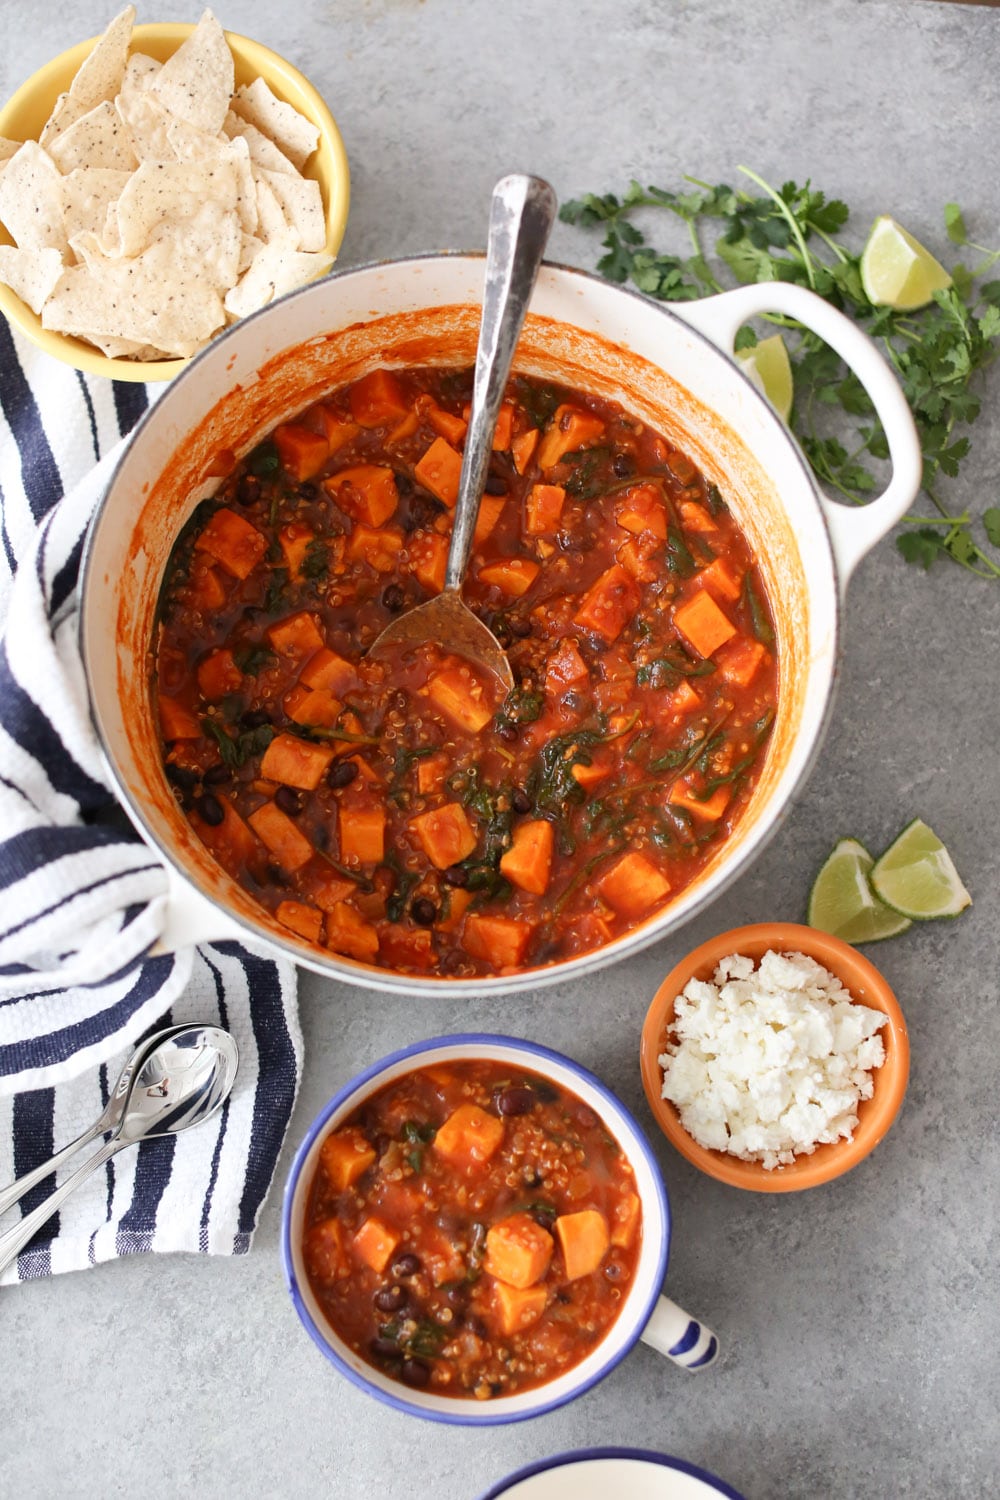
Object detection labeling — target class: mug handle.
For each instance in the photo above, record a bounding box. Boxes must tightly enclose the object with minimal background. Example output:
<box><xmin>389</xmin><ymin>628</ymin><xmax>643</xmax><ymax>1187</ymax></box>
<box><xmin>674</xmin><ymin>283</ymin><xmax>923</xmax><ymax>597</ymax></box>
<box><xmin>640</xmin><ymin>1294</ymin><xmax>719</xmax><ymax>1371</ymax></box>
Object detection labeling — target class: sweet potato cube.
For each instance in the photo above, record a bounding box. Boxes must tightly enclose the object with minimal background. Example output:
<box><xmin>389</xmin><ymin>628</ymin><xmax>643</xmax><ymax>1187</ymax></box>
<box><xmin>388</xmin><ymin>410</ymin><xmax>419</xmax><ymax>444</ymax></box>
<box><xmin>492</xmin><ymin>402</ymin><xmax>515</xmax><ymax>451</ymax></box>
<box><xmin>680</xmin><ymin>500</ymin><xmax>719</xmax><ymax>533</ymax></box>
<box><xmin>352</xmin><ymin>1216</ymin><xmax>400</xmax><ymax>1274</ymax></box>
<box><xmin>267</xmin><ymin>610</ymin><xmax>326</xmax><ymax>659</ymax></box>
<box><xmin>573</xmin><ymin>564</ymin><xmax>641</xmax><ymax>642</ymax></box>
<box><xmin>615</xmin><ymin>484</ymin><xmax>668</xmax><ymax>540</ymax></box>
<box><xmin>196</xmin><ymin>648</ymin><xmax>243</xmax><ymax>701</ymax></box>
<box><xmin>414</xmin><ymin>436</ymin><xmax>463</xmax><ymax>507</ymax></box>
<box><xmin>555</xmin><ymin>1209</ymin><xmax>610</xmax><ymax>1280</ymax></box>
<box><xmin>276</xmin><ymin>899</ymin><xmax>323</xmax><ymax>944</ymax></box>
<box><xmin>338</xmin><ymin>804</ymin><xmax>385</xmax><ymax>864</ymax></box>
<box><xmin>159</xmin><ymin>697</ymin><xmax>202</xmax><ymax>740</ymax></box>
<box><xmin>695</xmin><ymin>555</ymin><xmax>743</xmax><ymax>604</ymax></box>
<box><xmin>511</xmin><ymin>428</ymin><xmax>539</xmax><ymax>474</ymax></box>
<box><xmin>187</xmin><ymin>562</ymin><xmax>227</xmax><ymax>612</ymax></box>
<box><xmin>289</xmin><ymin>688</ymin><xmax>343</xmax><ymax>728</ymax></box>
<box><xmin>544</xmin><ymin>637</ymin><xmax>588</xmax><ymax>694</ymax></box>
<box><xmin>326</xmin><ymin>465</ymin><xmax>399</xmax><ymax>527</ymax></box>
<box><xmin>248</xmin><ymin>800</ymin><xmax>314</xmax><ymax>871</ymax></box>
<box><xmin>669</xmin><ymin>777</ymin><xmax>732</xmax><ymax>823</ymax></box>
<box><xmin>499</xmin><ymin>819</ymin><xmax>554</xmax><ymax>896</ymax></box>
<box><xmin>425</xmin><ymin>667</ymin><xmax>494</xmax><ymax>733</ymax></box>
<box><xmin>409</xmin><ymin>802</ymin><xmax>478</xmax><ymax>869</ymax></box>
<box><xmin>595</xmin><ymin>851</ymin><xmax>670</xmax><ymax>918</ymax></box>
<box><xmin>261</xmin><ymin>732</ymin><xmax>335</xmax><ymax>790</ymax></box>
<box><xmin>195</xmin><ymin>507</ymin><xmax>267</xmax><ymax>579</ymax></box>
<box><xmin>349</xmin><ymin>369</ymin><xmax>409</xmax><ymax>427</ymax></box>
<box><xmin>347</xmin><ymin>522</ymin><xmax>405</xmax><ymax>574</ymax></box>
<box><xmin>299</xmin><ymin>647</ymin><xmax>357</xmax><ymax>695</ymax></box>
<box><xmin>325</xmin><ymin>901</ymin><xmax>380</xmax><ymax>963</ymax></box>
<box><xmin>473</xmin><ymin>494</ymin><xmax>506</xmax><ymax>546</ymax></box>
<box><xmin>308</xmin><ymin>871</ymin><xmax>356</xmax><ymax>912</ymax></box>
<box><xmin>673</xmin><ymin>590</ymin><xmax>737</xmax><ymax>658</ymax></box>
<box><xmin>438</xmin><ymin>886</ymin><xmax>474</xmax><ymax>933</ymax></box>
<box><xmin>379</xmin><ymin>925</ymin><xmax>436</xmax><ymax>972</ymax></box>
<box><xmin>191</xmin><ymin>794</ymin><xmax>258</xmax><ymax>872</ymax></box>
<box><xmin>537</xmin><ymin>405</ymin><xmax>606</xmax><ymax>469</ymax></box>
<box><xmin>273</xmin><ymin>421</ymin><xmax>329</xmax><ymax>481</ymax></box>
<box><xmin>425</xmin><ymin>402</ymin><xmax>467</xmax><ymax>445</ymax></box>
<box><xmin>478</xmin><ymin>556</ymin><xmax>540</xmax><ymax>598</ymax></box>
<box><xmin>525</xmin><ymin>483</ymin><xmax>566</xmax><ymax>535</ymax></box>
<box><xmin>416</xmin><ymin>751</ymin><xmax>449</xmax><ymax>795</ymax></box>
<box><xmin>312</xmin><ymin>408</ymin><xmax>359</xmax><ymax>453</ymax></box>
<box><xmin>409</xmin><ymin>530</ymin><xmax>449</xmax><ymax>594</ymax></box>
<box><xmin>610</xmin><ymin>1192</ymin><xmax>641</xmax><ymax>1250</ymax></box>
<box><xmin>432</xmin><ymin>1103</ymin><xmax>505</xmax><ymax>1167</ymax></box>
<box><xmin>305</xmin><ymin>1217</ymin><xmax>349</xmax><ymax>1282</ymax></box>
<box><xmin>484</xmin><ymin>1212</ymin><xmax>554</xmax><ymax>1288</ymax></box>
<box><xmin>666</xmin><ymin>680</ymin><xmax>702</xmax><ymax>717</ymax></box>
<box><xmin>278</xmin><ymin>522</ymin><xmax>316</xmax><ymax>580</ymax></box>
<box><xmin>462</xmin><ymin>913</ymin><xmax>535</xmax><ymax>970</ymax></box>
<box><xmin>716</xmin><ymin>635</ymin><xmax>769</xmax><ymax>687</ymax></box>
<box><xmin>571</xmin><ymin>760</ymin><xmax>610</xmax><ymax>789</ymax></box>
<box><xmin>492</xmin><ymin>1281</ymin><xmax>548</xmax><ymax>1337</ymax></box>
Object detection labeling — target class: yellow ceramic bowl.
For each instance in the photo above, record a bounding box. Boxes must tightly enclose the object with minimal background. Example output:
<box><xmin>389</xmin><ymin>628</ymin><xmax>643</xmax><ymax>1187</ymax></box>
<box><xmin>639</xmin><ymin>922</ymin><xmax>910</xmax><ymax>1192</ymax></box>
<box><xmin>0</xmin><ymin>23</ymin><xmax>350</xmax><ymax>382</ymax></box>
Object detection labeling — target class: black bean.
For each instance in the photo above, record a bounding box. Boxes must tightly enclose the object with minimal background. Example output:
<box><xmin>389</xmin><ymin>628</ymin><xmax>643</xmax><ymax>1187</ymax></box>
<box><xmin>409</xmin><ymin>492</ymin><xmax>443</xmax><ymax>530</ymax></box>
<box><xmin>394</xmin><ymin>471</ymin><xmax>415</xmax><ymax>499</ymax></box>
<box><xmin>612</xmin><ymin>452</ymin><xmax>635</xmax><ymax>479</ymax></box>
<box><xmin>508</xmin><ymin>615</ymin><xmax>532</xmax><ymax>639</ymax></box>
<box><xmin>391</xmin><ymin>1252</ymin><xmax>421</xmax><ymax>1278</ymax></box>
<box><xmin>237</xmin><ymin>474</ymin><xmax>262</xmax><ymax>506</ymax></box>
<box><xmin>266</xmin><ymin>863</ymin><xmax>290</xmax><ymax>887</ymax></box>
<box><xmin>464</xmin><ymin>1315</ymin><xmax>489</xmax><ymax>1339</ymax></box>
<box><xmin>497</xmin><ymin>723</ymin><xmax>519</xmax><ymax>745</ymax></box>
<box><xmin>495</xmin><ymin>1085</ymin><xmax>535</xmax><ymax>1117</ymax></box>
<box><xmin>382</xmin><ymin>583</ymin><xmax>406</xmax><ymax>612</ymax></box>
<box><xmin>275</xmin><ymin>786</ymin><xmax>301</xmax><ymax>816</ymax></box>
<box><xmin>298</xmin><ymin>481</ymin><xmax>318</xmax><ymax>499</ymax></box>
<box><xmin>327</xmin><ymin>760</ymin><xmax>359</xmax><ymax>790</ymax></box>
<box><xmin>442</xmin><ymin>866</ymin><xmax>467</xmax><ymax>888</ymax></box>
<box><xmin>370</xmin><ymin>1337</ymin><xmax>402</xmax><ymax>1361</ymax></box>
<box><xmin>165</xmin><ymin>763</ymin><xmax>198</xmax><ymax>790</ymax></box>
<box><xmin>411</xmin><ymin>897</ymin><xmax>437</xmax><ymax>926</ymax></box>
<box><xmin>484</xmin><ymin>473</ymin><xmax>507</xmax><ymax>496</ymax></box>
<box><xmin>196</xmin><ymin>793</ymin><xmax>224</xmax><ymax>826</ymax></box>
<box><xmin>203</xmin><ymin>763</ymin><xmax>230</xmax><ymax>786</ymax></box>
<box><xmin>401</xmin><ymin>1360</ymin><xmax>430</xmax><ymax>1388</ymax></box>
<box><xmin>531</xmin><ymin>1203</ymin><xmax>557</xmax><ymax>1231</ymax></box>
<box><xmin>241</xmin><ymin>605</ymin><xmax>266</xmax><ymax>623</ymax></box>
<box><xmin>242</xmin><ymin>708</ymin><xmax>271</xmax><ymax>728</ymax></box>
<box><xmin>373</xmin><ymin>1283</ymin><xmax>407</xmax><ymax>1313</ymax></box>
<box><xmin>511</xmin><ymin>789</ymin><xmax>532</xmax><ymax>815</ymax></box>
<box><xmin>444</xmin><ymin>1284</ymin><xmax>468</xmax><ymax>1310</ymax></box>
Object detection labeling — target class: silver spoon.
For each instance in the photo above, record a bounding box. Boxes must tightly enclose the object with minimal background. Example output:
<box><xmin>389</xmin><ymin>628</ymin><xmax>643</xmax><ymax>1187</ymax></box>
<box><xmin>0</xmin><ymin>1024</ymin><xmax>239</xmax><ymax>1277</ymax></box>
<box><xmin>367</xmin><ymin>172</ymin><xmax>558</xmax><ymax>694</ymax></box>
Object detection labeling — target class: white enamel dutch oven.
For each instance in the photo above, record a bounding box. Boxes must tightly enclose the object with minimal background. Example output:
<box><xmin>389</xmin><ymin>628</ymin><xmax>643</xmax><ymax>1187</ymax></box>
<box><xmin>79</xmin><ymin>256</ymin><xmax>922</xmax><ymax>994</ymax></box>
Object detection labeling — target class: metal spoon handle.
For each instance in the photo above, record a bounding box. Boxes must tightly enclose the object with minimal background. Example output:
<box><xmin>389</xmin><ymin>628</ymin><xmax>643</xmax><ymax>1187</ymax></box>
<box><xmin>0</xmin><ymin>1118</ymin><xmax>108</xmax><ymax>1219</ymax></box>
<box><xmin>0</xmin><ymin>1136</ymin><xmax>124</xmax><ymax>1278</ymax></box>
<box><xmin>444</xmin><ymin>173</ymin><xmax>557</xmax><ymax>593</ymax></box>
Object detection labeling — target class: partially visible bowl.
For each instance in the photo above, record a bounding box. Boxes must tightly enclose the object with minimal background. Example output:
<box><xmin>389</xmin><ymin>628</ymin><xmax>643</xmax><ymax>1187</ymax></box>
<box><xmin>639</xmin><ymin>922</ymin><xmax>909</xmax><ymax>1192</ymax></box>
<box><xmin>0</xmin><ymin>21</ymin><xmax>350</xmax><ymax>381</ymax></box>
<box><xmin>476</xmin><ymin>1447</ymin><xmax>745</xmax><ymax>1500</ymax></box>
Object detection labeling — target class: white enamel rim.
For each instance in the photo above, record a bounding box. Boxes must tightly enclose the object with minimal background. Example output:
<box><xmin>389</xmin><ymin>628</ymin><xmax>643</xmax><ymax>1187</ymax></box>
<box><xmin>79</xmin><ymin>253</ymin><xmax>922</xmax><ymax>994</ymax></box>
<box><xmin>476</xmin><ymin>1447</ymin><xmax>745</xmax><ymax>1500</ymax></box>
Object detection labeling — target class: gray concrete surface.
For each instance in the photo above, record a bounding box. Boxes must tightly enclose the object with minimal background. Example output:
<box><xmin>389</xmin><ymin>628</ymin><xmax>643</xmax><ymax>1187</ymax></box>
<box><xmin>2</xmin><ymin>2</ymin><xmax>999</xmax><ymax>1496</ymax></box>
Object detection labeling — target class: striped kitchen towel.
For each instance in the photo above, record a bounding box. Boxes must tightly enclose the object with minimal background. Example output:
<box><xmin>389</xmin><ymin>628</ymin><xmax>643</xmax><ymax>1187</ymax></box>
<box><xmin>0</xmin><ymin>321</ymin><xmax>302</xmax><ymax>1283</ymax></box>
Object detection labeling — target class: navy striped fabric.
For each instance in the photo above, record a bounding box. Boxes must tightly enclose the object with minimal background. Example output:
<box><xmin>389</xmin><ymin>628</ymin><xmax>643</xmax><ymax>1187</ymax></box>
<box><xmin>0</xmin><ymin>325</ymin><xmax>301</xmax><ymax>1283</ymax></box>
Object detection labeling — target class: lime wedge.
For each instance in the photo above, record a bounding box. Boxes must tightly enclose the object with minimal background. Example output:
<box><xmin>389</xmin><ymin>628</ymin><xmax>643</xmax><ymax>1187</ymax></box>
<box><xmin>860</xmin><ymin>216</ymin><xmax>952</xmax><ymax>311</ymax></box>
<box><xmin>736</xmin><ymin>333</ymin><xmax>793</xmax><ymax>421</ymax></box>
<box><xmin>870</xmin><ymin>818</ymin><xmax>972</xmax><ymax>920</ymax></box>
<box><xmin>807</xmin><ymin>836</ymin><xmax>912</xmax><ymax>943</ymax></box>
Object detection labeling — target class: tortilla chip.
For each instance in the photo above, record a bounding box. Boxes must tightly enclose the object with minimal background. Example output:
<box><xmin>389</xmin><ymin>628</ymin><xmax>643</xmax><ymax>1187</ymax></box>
<box><xmin>0</xmin><ymin>245</ymin><xmax>65</xmax><ymax>314</ymax></box>
<box><xmin>61</xmin><ymin>166</ymin><xmax>131</xmax><ymax>243</ymax></box>
<box><xmin>48</xmin><ymin>101</ymin><xmax>138</xmax><ymax>175</ymax></box>
<box><xmin>0</xmin><ymin>142</ymin><xmax>69</xmax><ymax>254</ymax></box>
<box><xmin>256</xmin><ymin>167</ymin><xmax>325</xmax><ymax>253</ymax></box>
<box><xmin>147</xmin><ymin>9</ymin><xmax>233</xmax><ymax>136</ymax></box>
<box><xmin>0</xmin><ymin>138</ymin><xmax>21</xmax><ymax>163</ymax></box>
<box><xmin>223</xmin><ymin>111</ymin><xmax>297</xmax><ymax>175</ymax></box>
<box><xmin>253</xmin><ymin>172</ymin><xmax>294</xmax><ymax>246</ymax></box>
<box><xmin>119</xmin><ymin>52</ymin><xmax>161</xmax><ymax>109</ymax></box>
<box><xmin>113</xmin><ymin>154</ymin><xmax>242</xmax><ymax>257</ymax></box>
<box><xmin>69</xmin><ymin>5</ymin><xmax>135</xmax><ymax>111</ymax></box>
<box><xmin>231</xmin><ymin>77</ymin><xmax>319</xmax><ymax>170</ymax></box>
<box><xmin>224</xmin><ymin>242</ymin><xmax>332</xmax><ymax>321</ymax></box>
<box><xmin>38</xmin><ymin>93</ymin><xmax>90</xmax><ymax>150</ymax></box>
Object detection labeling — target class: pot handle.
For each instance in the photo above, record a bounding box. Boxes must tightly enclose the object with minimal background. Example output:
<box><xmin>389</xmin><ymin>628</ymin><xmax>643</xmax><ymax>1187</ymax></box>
<box><xmin>675</xmin><ymin>283</ymin><xmax>923</xmax><ymax>593</ymax></box>
<box><xmin>147</xmin><ymin>866</ymin><xmax>246</xmax><ymax>956</ymax></box>
<box><xmin>640</xmin><ymin>1294</ymin><xmax>719</xmax><ymax>1371</ymax></box>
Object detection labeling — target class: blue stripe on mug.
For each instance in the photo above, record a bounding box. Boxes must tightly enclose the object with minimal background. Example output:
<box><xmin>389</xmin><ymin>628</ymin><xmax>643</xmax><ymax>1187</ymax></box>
<box><xmin>668</xmin><ymin>1319</ymin><xmax>701</xmax><ymax>1357</ymax></box>
<box><xmin>688</xmin><ymin>1334</ymin><xmax>719</xmax><ymax>1369</ymax></box>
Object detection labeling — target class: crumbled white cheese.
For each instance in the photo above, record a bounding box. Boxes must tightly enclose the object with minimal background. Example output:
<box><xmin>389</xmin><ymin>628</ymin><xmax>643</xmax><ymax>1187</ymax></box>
<box><xmin>658</xmin><ymin>949</ymin><xmax>888</xmax><ymax>1169</ymax></box>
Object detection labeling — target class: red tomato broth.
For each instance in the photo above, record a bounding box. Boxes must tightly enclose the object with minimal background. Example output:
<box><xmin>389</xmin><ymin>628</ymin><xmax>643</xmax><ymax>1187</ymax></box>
<box><xmin>301</xmin><ymin>1059</ymin><xmax>643</xmax><ymax>1400</ymax></box>
<box><xmin>153</xmin><ymin>365</ymin><xmax>778</xmax><ymax>976</ymax></box>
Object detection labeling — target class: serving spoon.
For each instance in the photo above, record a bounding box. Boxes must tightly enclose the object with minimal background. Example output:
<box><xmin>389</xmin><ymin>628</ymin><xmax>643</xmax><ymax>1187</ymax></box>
<box><xmin>367</xmin><ymin>172</ymin><xmax>558</xmax><ymax>694</ymax></box>
<box><xmin>0</xmin><ymin>1023</ymin><xmax>239</xmax><ymax>1277</ymax></box>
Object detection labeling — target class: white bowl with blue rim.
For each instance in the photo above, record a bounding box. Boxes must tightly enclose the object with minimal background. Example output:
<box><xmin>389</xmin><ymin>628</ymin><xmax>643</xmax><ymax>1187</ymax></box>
<box><xmin>476</xmin><ymin>1447</ymin><xmax>744</xmax><ymax>1499</ymax></box>
<box><xmin>281</xmin><ymin>1033</ymin><xmax>718</xmax><ymax>1424</ymax></box>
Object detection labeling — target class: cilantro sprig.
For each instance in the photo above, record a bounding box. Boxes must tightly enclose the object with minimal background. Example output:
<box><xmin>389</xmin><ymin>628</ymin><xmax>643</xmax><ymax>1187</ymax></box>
<box><xmin>561</xmin><ymin>170</ymin><xmax>1000</xmax><ymax>579</ymax></box>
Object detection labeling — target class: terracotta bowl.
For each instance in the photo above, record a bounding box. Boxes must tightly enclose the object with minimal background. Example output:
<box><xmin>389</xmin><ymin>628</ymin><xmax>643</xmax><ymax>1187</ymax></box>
<box><xmin>0</xmin><ymin>22</ymin><xmax>350</xmax><ymax>381</ymax></box>
<box><xmin>639</xmin><ymin>922</ymin><xmax>910</xmax><ymax>1192</ymax></box>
